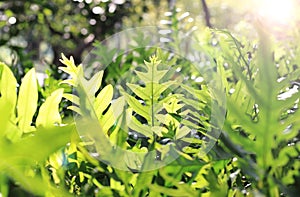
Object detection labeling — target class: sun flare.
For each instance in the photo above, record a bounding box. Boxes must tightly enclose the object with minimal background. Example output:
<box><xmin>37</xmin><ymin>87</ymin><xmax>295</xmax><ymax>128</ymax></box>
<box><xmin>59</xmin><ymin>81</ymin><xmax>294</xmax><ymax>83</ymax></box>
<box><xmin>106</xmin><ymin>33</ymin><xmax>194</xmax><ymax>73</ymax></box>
<box><xmin>258</xmin><ymin>0</ymin><xmax>294</xmax><ymax>24</ymax></box>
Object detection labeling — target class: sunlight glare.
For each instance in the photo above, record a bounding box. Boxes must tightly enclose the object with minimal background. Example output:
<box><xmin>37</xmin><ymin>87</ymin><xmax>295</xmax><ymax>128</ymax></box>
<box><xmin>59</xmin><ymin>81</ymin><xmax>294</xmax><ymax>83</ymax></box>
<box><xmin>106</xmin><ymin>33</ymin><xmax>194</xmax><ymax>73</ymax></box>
<box><xmin>258</xmin><ymin>0</ymin><xmax>294</xmax><ymax>24</ymax></box>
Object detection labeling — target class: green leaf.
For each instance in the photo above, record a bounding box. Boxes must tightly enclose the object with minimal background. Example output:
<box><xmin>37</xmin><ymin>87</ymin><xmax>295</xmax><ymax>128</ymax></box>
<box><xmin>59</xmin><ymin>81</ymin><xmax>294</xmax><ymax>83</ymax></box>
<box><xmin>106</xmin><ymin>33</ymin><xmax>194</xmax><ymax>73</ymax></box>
<box><xmin>217</xmin><ymin>28</ymin><xmax>300</xmax><ymax>195</ymax></box>
<box><xmin>123</xmin><ymin>55</ymin><xmax>177</xmax><ymax>129</ymax></box>
<box><xmin>111</xmin><ymin>96</ymin><xmax>126</xmax><ymax>119</ymax></box>
<box><xmin>100</xmin><ymin>107</ymin><xmax>115</xmax><ymax>132</ymax></box>
<box><xmin>1</xmin><ymin>125</ymin><xmax>73</xmax><ymax>165</ymax></box>
<box><xmin>17</xmin><ymin>68</ymin><xmax>38</xmax><ymax>133</ymax></box>
<box><xmin>36</xmin><ymin>89</ymin><xmax>64</xmax><ymax>128</ymax></box>
<box><xmin>180</xmin><ymin>83</ymin><xmax>210</xmax><ymax>103</ymax></box>
<box><xmin>3</xmin><ymin>120</ymin><xmax>22</xmax><ymax>142</ymax></box>
<box><xmin>135</xmin><ymin>58</ymin><xmax>167</xmax><ymax>83</ymax></box>
<box><xmin>63</xmin><ymin>93</ymin><xmax>80</xmax><ymax>106</ymax></box>
<box><xmin>59</xmin><ymin>54</ymin><xmax>116</xmax><ymax>135</ymax></box>
<box><xmin>0</xmin><ymin>62</ymin><xmax>17</xmax><ymax>120</ymax></box>
<box><xmin>127</xmin><ymin>81</ymin><xmax>174</xmax><ymax>102</ymax></box>
<box><xmin>67</xmin><ymin>105</ymin><xmax>82</xmax><ymax>115</ymax></box>
<box><xmin>126</xmin><ymin>83</ymin><xmax>149</xmax><ymax>100</ymax></box>
<box><xmin>124</xmin><ymin>92</ymin><xmax>150</xmax><ymax>122</ymax></box>
<box><xmin>0</xmin><ymin>63</ymin><xmax>20</xmax><ymax>140</ymax></box>
<box><xmin>175</xmin><ymin>126</ymin><xmax>190</xmax><ymax>140</ymax></box>
<box><xmin>0</xmin><ymin>174</ymin><xmax>9</xmax><ymax>197</ymax></box>
<box><xmin>127</xmin><ymin>110</ymin><xmax>153</xmax><ymax>137</ymax></box>
<box><xmin>109</xmin><ymin>96</ymin><xmax>128</xmax><ymax>146</ymax></box>
<box><xmin>0</xmin><ymin>125</ymin><xmax>74</xmax><ymax>196</ymax></box>
<box><xmin>94</xmin><ymin>84</ymin><xmax>113</xmax><ymax>119</ymax></box>
<box><xmin>85</xmin><ymin>70</ymin><xmax>104</xmax><ymax>98</ymax></box>
<box><xmin>59</xmin><ymin>54</ymin><xmax>83</xmax><ymax>87</ymax></box>
<box><xmin>148</xmin><ymin>168</ymin><xmax>200</xmax><ymax>197</ymax></box>
<box><xmin>133</xmin><ymin>170</ymin><xmax>157</xmax><ymax>197</ymax></box>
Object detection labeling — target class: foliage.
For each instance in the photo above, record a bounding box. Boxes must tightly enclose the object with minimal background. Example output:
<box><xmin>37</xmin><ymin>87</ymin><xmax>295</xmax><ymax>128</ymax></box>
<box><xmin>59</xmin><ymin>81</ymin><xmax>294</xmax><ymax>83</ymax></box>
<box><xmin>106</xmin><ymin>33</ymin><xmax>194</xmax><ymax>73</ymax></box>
<box><xmin>50</xmin><ymin>52</ymin><xmax>223</xmax><ymax>196</ymax></box>
<box><xmin>216</xmin><ymin>27</ymin><xmax>300</xmax><ymax>196</ymax></box>
<box><xmin>0</xmin><ymin>1</ymin><xmax>300</xmax><ymax>197</ymax></box>
<box><xmin>0</xmin><ymin>0</ymin><xmax>145</xmax><ymax>81</ymax></box>
<box><xmin>0</xmin><ymin>62</ymin><xmax>73</xmax><ymax>196</ymax></box>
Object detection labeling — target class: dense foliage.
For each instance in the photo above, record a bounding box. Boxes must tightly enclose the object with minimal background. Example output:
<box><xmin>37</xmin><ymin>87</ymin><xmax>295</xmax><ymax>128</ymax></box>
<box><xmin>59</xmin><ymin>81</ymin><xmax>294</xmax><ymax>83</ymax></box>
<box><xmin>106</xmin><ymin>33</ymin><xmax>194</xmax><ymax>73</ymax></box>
<box><xmin>0</xmin><ymin>0</ymin><xmax>299</xmax><ymax>197</ymax></box>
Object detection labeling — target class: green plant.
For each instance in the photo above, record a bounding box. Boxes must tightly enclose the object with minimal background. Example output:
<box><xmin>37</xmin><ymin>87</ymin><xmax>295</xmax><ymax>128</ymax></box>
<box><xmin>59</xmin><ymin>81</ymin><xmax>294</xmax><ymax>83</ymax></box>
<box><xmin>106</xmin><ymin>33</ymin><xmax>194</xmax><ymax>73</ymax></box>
<box><xmin>0</xmin><ymin>62</ymin><xmax>73</xmax><ymax>196</ymax></box>
<box><xmin>214</xmin><ymin>27</ymin><xmax>300</xmax><ymax>196</ymax></box>
<box><xmin>1</xmin><ymin>17</ymin><xmax>300</xmax><ymax>196</ymax></box>
<box><xmin>56</xmin><ymin>51</ymin><xmax>226</xmax><ymax>196</ymax></box>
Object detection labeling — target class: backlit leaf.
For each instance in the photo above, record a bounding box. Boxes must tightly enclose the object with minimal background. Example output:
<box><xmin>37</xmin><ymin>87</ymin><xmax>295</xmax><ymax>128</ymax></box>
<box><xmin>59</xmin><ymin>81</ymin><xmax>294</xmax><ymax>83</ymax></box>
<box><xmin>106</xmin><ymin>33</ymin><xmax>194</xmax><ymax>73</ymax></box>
<box><xmin>36</xmin><ymin>88</ymin><xmax>64</xmax><ymax>128</ymax></box>
<box><xmin>17</xmin><ymin>68</ymin><xmax>38</xmax><ymax>133</ymax></box>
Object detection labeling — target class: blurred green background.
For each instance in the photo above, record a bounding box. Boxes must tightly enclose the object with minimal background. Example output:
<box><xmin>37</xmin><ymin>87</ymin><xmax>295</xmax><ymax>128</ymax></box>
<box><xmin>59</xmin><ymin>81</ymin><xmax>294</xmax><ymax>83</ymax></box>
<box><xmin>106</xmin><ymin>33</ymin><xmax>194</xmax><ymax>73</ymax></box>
<box><xmin>1</xmin><ymin>0</ymin><xmax>299</xmax><ymax>82</ymax></box>
<box><xmin>1</xmin><ymin>1</ymin><xmax>300</xmax><ymax>196</ymax></box>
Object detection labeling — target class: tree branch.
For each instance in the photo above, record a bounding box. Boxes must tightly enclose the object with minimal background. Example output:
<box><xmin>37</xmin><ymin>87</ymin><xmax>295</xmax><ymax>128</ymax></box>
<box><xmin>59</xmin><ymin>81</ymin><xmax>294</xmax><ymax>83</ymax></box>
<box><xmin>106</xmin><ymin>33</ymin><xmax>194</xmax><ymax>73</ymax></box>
<box><xmin>200</xmin><ymin>0</ymin><xmax>212</xmax><ymax>28</ymax></box>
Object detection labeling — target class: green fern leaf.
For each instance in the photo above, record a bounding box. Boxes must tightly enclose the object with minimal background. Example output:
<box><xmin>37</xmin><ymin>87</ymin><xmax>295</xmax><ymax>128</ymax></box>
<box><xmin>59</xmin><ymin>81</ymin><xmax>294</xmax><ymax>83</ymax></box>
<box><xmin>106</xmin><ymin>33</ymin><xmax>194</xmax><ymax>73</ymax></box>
<box><xmin>36</xmin><ymin>89</ymin><xmax>64</xmax><ymax>128</ymax></box>
<box><xmin>124</xmin><ymin>55</ymin><xmax>175</xmax><ymax>127</ymax></box>
<box><xmin>59</xmin><ymin>54</ymin><xmax>117</xmax><ymax>135</ymax></box>
<box><xmin>17</xmin><ymin>68</ymin><xmax>38</xmax><ymax>133</ymax></box>
<box><xmin>59</xmin><ymin>54</ymin><xmax>83</xmax><ymax>87</ymax></box>
<box><xmin>94</xmin><ymin>84</ymin><xmax>113</xmax><ymax>119</ymax></box>
<box><xmin>218</xmin><ymin>28</ymin><xmax>300</xmax><ymax>194</ymax></box>
<box><xmin>0</xmin><ymin>62</ymin><xmax>17</xmax><ymax>120</ymax></box>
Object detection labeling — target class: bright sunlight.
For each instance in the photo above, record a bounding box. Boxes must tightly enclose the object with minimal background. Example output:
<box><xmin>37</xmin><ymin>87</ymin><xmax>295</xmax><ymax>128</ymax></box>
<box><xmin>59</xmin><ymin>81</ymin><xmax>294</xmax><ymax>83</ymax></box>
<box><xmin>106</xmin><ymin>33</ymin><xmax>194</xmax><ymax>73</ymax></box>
<box><xmin>257</xmin><ymin>0</ymin><xmax>295</xmax><ymax>24</ymax></box>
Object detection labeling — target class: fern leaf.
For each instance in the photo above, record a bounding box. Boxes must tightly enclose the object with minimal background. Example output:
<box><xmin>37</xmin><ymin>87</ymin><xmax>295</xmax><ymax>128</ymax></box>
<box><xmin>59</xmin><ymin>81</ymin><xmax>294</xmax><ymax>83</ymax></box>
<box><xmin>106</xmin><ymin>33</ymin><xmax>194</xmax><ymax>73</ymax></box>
<box><xmin>59</xmin><ymin>54</ymin><xmax>83</xmax><ymax>87</ymax></box>
<box><xmin>36</xmin><ymin>89</ymin><xmax>64</xmax><ymax>128</ymax></box>
<box><xmin>135</xmin><ymin>59</ymin><xmax>167</xmax><ymax>83</ymax></box>
<box><xmin>0</xmin><ymin>63</ymin><xmax>17</xmax><ymax>119</ymax></box>
<box><xmin>17</xmin><ymin>68</ymin><xmax>38</xmax><ymax>133</ymax></box>
<box><xmin>94</xmin><ymin>84</ymin><xmax>113</xmax><ymax>119</ymax></box>
<box><xmin>218</xmin><ymin>28</ymin><xmax>300</xmax><ymax>193</ymax></box>
<box><xmin>59</xmin><ymin>54</ymin><xmax>117</xmax><ymax>135</ymax></box>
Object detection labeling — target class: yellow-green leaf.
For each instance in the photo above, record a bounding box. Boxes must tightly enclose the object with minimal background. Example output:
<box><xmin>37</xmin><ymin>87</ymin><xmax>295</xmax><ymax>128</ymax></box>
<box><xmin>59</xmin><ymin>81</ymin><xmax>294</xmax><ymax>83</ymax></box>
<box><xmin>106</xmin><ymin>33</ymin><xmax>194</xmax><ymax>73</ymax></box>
<box><xmin>17</xmin><ymin>68</ymin><xmax>38</xmax><ymax>133</ymax></box>
<box><xmin>94</xmin><ymin>84</ymin><xmax>113</xmax><ymax>119</ymax></box>
<box><xmin>36</xmin><ymin>89</ymin><xmax>64</xmax><ymax>128</ymax></box>
<box><xmin>0</xmin><ymin>63</ymin><xmax>17</xmax><ymax>119</ymax></box>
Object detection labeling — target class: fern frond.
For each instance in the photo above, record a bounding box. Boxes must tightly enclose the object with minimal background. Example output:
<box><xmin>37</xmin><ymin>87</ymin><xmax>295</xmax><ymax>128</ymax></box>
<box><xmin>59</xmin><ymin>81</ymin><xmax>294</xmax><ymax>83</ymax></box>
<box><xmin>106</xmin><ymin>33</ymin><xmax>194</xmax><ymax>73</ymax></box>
<box><xmin>218</xmin><ymin>27</ymin><xmax>300</xmax><ymax>194</ymax></box>
<box><xmin>59</xmin><ymin>54</ymin><xmax>117</xmax><ymax>136</ymax></box>
<box><xmin>59</xmin><ymin>54</ymin><xmax>83</xmax><ymax>87</ymax></box>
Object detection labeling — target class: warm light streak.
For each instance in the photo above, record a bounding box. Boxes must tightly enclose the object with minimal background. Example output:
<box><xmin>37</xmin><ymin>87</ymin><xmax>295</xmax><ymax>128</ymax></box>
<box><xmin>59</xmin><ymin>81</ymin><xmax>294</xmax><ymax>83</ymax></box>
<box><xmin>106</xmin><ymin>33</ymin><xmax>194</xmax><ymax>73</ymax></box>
<box><xmin>258</xmin><ymin>0</ymin><xmax>294</xmax><ymax>24</ymax></box>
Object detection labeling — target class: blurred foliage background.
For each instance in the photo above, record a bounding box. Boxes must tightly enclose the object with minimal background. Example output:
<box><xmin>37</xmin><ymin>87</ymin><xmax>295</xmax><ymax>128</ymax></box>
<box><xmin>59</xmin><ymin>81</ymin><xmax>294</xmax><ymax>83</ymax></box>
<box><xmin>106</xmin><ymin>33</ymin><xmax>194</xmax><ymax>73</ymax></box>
<box><xmin>1</xmin><ymin>0</ymin><xmax>299</xmax><ymax>81</ymax></box>
<box><xmin>1</xmin><ymin>0</ymin><xmax>300</xmax><ymax>196</ymax></box>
